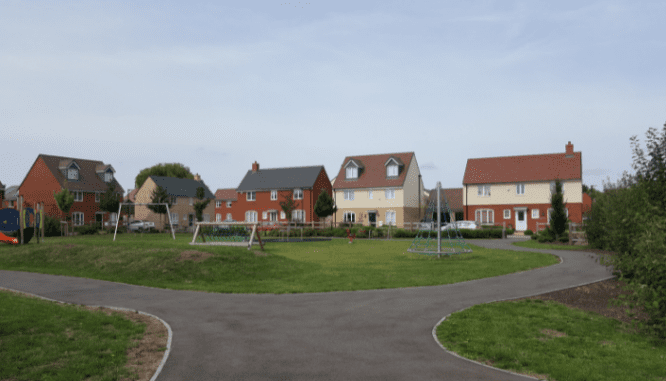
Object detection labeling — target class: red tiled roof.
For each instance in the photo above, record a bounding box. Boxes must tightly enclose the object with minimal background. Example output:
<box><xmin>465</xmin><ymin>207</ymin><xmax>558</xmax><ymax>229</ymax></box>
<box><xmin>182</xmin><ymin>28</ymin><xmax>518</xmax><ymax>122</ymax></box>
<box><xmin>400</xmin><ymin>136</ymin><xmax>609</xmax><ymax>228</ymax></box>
<box><xmin>332</xmin><ymin>152</ymin><xmax>415</xmax><ymax>189</ymax></box>
<box><xmin>463</xmin><ymin>150</ymin><xmax>581</xmax><ymax>185</ymax></box>
<box><xmin>215</xmin><ymin>188</ymin><xmax>238</xmax><ymax>201</ymax></box>
<box><xmin>124</xmin><ymin>188</ymin><xmax>139</xmax><ymax>203</ymax></box>
<box><xmin>428</xmin><ymin>188</ymin><xmax>463</xmax><ymax>211</ymax></box>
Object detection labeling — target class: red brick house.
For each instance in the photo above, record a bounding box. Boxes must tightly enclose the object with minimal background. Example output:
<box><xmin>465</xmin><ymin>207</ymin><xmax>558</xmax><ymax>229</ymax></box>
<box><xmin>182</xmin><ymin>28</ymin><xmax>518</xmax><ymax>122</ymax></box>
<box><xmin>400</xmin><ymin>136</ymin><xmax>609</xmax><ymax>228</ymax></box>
<box><xmin>2</xmin><ymin>185</ymin><xmax>19</xmax><ymax>210</ymax></box>
<box><xmin>427</xmin><ymin>188</ymin><xmax>464</xmax><ymax>221</ymax></box>
<box><xmin>463</xmin><ymin>142</ymin><xmax>591</xmax><ymax>232</ymax></box>
<box><xmin>214</xmin><ymin>188</ymin><xmax>238</xmax><ymax>222</ymax></box>
<box><xmin>235</xmin><ymin>161</ymin><xmax>332</xmax><ymax>225</ymax></box>
<box><xmin>18</xmin><ymin>154</ymin><xmax>125</xmax><ymax>226</ymax></box>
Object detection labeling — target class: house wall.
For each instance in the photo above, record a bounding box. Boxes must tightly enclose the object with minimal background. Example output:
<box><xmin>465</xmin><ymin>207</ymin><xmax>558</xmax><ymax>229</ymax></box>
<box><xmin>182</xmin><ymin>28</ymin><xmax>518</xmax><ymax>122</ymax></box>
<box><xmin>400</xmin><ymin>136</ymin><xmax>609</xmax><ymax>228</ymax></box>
<box><xmin>465</xmin><ymin>202</ymin><xmax>584</xmax><ymax>232</ymax></box>
<box><xmin>464</xmin><ymin>181</ymin><xmax>583</xmax><ymax>206</ymax></box>
<box><xmin>134</xmin><ymin>177</ymin><xmax>158</xmax><ymax>221</ymax></box>
<box><xmin>136</xmin><ymin>179</ymin><xmax>215</xmax><ymax>230</ymax></box>
<box><xmin>235</xmin><ymin>189</ymin><xmax>310</xmax><ymax>223</ymax></box>
<box><xmin>214</xmin><ymin>198</ymin><xmax>237</xmax><ymax>222</ymax></box>
<box><xmin>402</xmin><ymin>158</ymin><xmax>421</xmax><ymax>208</ymax></box>
<box><xmin>336</xmin><ymin>207</ymin><xmax>406</xmax><ymax>227</ymax></box>
<box><xmin>310</xmin><ymin>168</ymin><xmax>333</xmax><ymax>222</ymax></box>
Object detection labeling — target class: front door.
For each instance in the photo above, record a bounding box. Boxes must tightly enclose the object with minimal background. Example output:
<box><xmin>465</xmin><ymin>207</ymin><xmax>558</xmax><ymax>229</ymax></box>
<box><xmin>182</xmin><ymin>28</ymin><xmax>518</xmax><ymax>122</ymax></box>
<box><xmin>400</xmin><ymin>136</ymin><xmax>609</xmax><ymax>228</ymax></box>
<box><xmin>95</xmin><ymin>213</ymin><xmax>103</xmax><ymax>229</ymax></box>
<box><xmin>368</xmin><ymin>212</ymin><xmax>376</xmax><ymax>227</ymax></box>
<box><xmin>516</xmin><ymin>210</ymin><xmax>527</xmax><ymax>231</ymax></box>
<box><xmin>189</xmin><ymin>214</ymin><xmax>194</xmax><ymax>227</ymax></box>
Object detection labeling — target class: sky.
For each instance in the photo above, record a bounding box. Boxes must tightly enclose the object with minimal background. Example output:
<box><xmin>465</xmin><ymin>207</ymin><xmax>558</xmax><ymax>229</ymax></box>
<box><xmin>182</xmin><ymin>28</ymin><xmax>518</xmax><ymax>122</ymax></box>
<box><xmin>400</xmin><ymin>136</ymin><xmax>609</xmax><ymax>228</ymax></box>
<box><xmin>1</xmin><ymin>0</ymin><xmax>665</xmax><ymax>195</ymax></box>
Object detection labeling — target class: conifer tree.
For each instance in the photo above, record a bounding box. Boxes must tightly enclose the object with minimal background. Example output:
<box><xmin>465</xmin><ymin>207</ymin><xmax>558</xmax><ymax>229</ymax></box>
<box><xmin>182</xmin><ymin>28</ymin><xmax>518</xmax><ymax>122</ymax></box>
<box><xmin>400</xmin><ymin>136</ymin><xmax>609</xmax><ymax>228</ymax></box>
<box><xmin>549</xmin><ymin>180</ymin><xmax>568</xmax><ymax>240</ymax></box>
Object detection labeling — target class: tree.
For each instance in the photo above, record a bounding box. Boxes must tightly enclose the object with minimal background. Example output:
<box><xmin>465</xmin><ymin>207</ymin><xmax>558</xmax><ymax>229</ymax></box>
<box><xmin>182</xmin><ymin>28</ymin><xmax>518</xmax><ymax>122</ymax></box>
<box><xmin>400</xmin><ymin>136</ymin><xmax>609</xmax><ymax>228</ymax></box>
<box><xmin>549</xmin><ymin>179</ymin><xmax>568</xmax><ymax>240</ymax></box>
<box><xmin>314</xmin><ymin>189</ymin><xmax>337</xmax><ymax>228</ymax></box>
<box><xmin>53</xmin><ymin>182</ymin><xmax>74</xmax><ymax>236</ymax></box>
<box><xmin>280</xmin><ymin>191</ymin><xmax>301</xmax><ymax>236</ymax></box>
<box><xmin>99</xmin><ymin>184</ymin><xmax>120</xmax><ymax>230</ymax></box>
<box><xmin>147</xmin><ymin>185</ymin><xmax>172</xmax><ymax>231</ymax></box>
<box><xmin>193</xmin><ymin>186</ymin><xmax>211</xmax><ymax>223</ymax></box>
<box><xmin>135</xmin><ymin>163</ymin><xmax>194</xmax><ymax>189</ymax></box>
<box><xmin>582</xmin><ymin>183</ymin><xmax>601</xmax><ymax>201</ymax></box>
<box><xmin>629</xmin><ymin>122</ymin><xmax>666</xmax><ymax>218</ymax></box>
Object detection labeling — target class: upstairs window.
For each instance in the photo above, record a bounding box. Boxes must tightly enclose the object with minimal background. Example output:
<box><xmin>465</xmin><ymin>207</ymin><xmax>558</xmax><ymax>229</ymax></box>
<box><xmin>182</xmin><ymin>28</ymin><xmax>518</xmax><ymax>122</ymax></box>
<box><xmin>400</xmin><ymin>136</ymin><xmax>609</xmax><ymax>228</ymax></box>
<box><xmin>385</xmin><ymin>189</ymin><xmax>395</xmax><ymax>199</ymax></box>
<box><xmin>293</xmin><ymin>189</ymin><xmax>303</xmax><ymax>200</ymax></box>
<box><xmin>216</xmin><ymin>200</ymin><xmax>222</xmax><ymax>208</ymax></box>
<box><xmin>105</xmin><ymin>172</ymin><xmax>113</xmax><ymax>182</ymax></box>
<box><xmin>344</xmin><ymin>190</ymin><xmax>354</xmax><ymax>201</ymax></box>
<box><xmin>477</xmin><ymin>185</ymin><xmax>491</xmax><ymax>197</ymax></box>
<box><xmin>387</xmin><ymin>165</ymin><xmax>398</xmax><ymax>177</ymax></box>
<box><xmin>68</xmin><ymin>168</ymin><xmax>78</xmax><ymax>180</ymax></box>
<box><xmin>74</xmin><ymin>191</ymin><xmax>83</xmax><ymax>202</ymax></box>
<box><xmin>271</xmin><ymin>190</ymin><xmax>277</xmax><ymax>200</ymax></box>
<box><xmin>227</xmin><ymin>201</ymin><xmax>232</xmax><ymax>208</ymax></box>
<box><xmin>368</xmin><ymin>190</ymin><xmax>373</xmax><ymax>199</ymax></box>
<box><xmin>247</xmin><ymin>191</ymin><xmax>255</xmax><ymax>201</ymax></box>
<box><xmin>346</xmin><ymin>166</ymin><xmax>358</xmax><ymax>179</ymax></box>
<box><xmin>516</xmin><ymin>183</ymin><xmax>525</xmax><ymax>195</ymax></box>
<box><xmin>95</xmin><ymin>192</ymin><xmax>100</xmax><ymax>202</ymax></box>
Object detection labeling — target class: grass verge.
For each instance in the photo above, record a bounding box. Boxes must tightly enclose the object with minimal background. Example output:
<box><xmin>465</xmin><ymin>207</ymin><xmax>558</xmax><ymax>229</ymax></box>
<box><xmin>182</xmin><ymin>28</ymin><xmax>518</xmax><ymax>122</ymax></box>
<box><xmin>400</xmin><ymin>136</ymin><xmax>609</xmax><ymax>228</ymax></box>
<box><xmin>0</xmin><ymin>234</ymin><xmax>559</xmax><ymax>293</ymax></box>
<box><xmin>436</xmin><ymin>298</ymin><xmax>666</xmax><ymax>381</ymax></box>
<box><xmin>512</xmin><ymin>240</ymin><xmax>591</xmax><ymax>251</ymax></box>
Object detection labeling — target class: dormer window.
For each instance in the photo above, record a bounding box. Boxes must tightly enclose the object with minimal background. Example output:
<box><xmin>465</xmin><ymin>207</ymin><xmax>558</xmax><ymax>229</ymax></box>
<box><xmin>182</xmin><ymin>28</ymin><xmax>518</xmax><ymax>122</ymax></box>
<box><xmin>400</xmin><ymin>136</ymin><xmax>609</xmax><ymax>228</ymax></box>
<box><xmin>387</xmin><ymin>165</ymin><xmax>398</xmax><ymax>177</ymax></box>
<box><xmin>68</xmin><ymin>167</ymin><xmax>79</xmax><ymax>180</ymax></box>
<box><xmin>105</xmin><ymin>171</ymin><xmax>113</xmax><ymax>182</ymax></box>
<box><xmin>346</xmin><ymin>166</ymin><xmax>358</xmax><ymax>179</ymax></box>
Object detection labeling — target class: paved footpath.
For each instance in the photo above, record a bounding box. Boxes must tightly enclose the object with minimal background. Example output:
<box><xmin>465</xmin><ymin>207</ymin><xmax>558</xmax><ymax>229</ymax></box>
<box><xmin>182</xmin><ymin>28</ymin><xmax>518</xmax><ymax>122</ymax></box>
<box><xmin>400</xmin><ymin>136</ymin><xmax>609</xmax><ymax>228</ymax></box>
<box><xmin>0</xmin><ymin>239</ymin><xmax>615</xmax><ymax>380</ymax></box>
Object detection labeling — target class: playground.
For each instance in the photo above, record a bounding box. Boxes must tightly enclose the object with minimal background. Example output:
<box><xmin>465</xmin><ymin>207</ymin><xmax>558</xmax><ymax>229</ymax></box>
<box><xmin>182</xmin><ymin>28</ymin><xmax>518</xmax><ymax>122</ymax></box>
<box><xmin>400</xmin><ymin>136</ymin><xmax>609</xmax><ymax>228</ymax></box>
<box><xmin>0</xmin><ymin>199</ymin><xmax>45</xmax><ymax>245</ymax></box>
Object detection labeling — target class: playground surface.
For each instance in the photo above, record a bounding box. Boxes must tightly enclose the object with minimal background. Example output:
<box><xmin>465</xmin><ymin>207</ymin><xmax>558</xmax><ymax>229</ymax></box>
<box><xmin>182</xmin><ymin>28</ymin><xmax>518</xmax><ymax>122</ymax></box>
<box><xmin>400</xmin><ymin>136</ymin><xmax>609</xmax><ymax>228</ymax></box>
<box><xmin>0</xmin><ymin>238</ymin><xmax>618</xmax><ymax>380</ymax></box>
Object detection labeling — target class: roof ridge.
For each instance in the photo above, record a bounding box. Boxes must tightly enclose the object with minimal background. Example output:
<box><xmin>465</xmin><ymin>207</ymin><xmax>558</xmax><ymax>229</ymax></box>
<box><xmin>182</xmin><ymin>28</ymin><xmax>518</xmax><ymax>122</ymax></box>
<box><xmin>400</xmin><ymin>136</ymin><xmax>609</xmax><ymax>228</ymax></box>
<box><xmin>40</xmin><ymin>153</ymin><xmax>105</xmax><ymax>164</ymax></box>
<box><xmin>468</xmin><ymin>151</ymin><xmax>580</xmax><ymax>161</ymax></box>
<box><xmin>343</xmin><ymin>151</ymin><xmax>414</xmax><ymax>159</ymax></box>
<box><xmin>249</xmin><ymin>165</ymin><xmax>324</xmax><ymax>171</ymax></box>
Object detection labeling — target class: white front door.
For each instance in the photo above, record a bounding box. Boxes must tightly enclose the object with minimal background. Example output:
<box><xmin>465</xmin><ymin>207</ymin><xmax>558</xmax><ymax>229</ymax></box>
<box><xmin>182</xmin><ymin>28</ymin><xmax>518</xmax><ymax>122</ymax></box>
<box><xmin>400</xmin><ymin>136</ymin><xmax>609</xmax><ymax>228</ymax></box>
<box><xmin>515</xmin><ymin>210</ymin><xmax>527</xmax><ymax>231</ymax></box>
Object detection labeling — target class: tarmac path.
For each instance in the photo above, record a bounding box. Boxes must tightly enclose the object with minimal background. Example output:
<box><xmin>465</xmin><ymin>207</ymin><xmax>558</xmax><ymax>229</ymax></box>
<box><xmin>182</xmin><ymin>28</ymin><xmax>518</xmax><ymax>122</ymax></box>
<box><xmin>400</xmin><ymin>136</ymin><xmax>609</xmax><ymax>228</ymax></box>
<box><xmin>0</xmin><ymin>238</ymin><xmax>615</xmax><ymax>380</ymax></box>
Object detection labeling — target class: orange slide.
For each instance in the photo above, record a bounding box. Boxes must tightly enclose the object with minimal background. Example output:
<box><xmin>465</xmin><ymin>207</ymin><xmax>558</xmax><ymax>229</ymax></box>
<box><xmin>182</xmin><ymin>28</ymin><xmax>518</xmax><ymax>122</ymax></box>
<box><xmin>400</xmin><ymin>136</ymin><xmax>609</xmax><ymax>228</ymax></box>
<box><xmin>0</xmin><ymin>232</ymin><xmax>19</xmax><ymax>245</ymax></box>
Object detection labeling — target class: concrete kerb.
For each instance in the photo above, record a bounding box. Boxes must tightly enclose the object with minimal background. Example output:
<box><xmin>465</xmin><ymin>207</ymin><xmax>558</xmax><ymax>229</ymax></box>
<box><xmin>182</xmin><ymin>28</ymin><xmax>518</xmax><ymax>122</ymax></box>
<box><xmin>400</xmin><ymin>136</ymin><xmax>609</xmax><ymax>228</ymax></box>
<box><xmin>0</xmin><ymin>286</ymin><xmax>173</xmax><ymax>381</ymax></box>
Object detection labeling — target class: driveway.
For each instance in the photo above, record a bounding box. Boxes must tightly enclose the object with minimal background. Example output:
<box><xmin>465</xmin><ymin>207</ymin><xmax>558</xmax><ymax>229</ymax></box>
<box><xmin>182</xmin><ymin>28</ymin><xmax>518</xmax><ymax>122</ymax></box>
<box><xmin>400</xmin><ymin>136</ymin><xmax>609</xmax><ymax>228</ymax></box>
<box><xmin>0</xmin><ymin>239</ymin><xmax>615</xmax><ymax>380</ymax></box>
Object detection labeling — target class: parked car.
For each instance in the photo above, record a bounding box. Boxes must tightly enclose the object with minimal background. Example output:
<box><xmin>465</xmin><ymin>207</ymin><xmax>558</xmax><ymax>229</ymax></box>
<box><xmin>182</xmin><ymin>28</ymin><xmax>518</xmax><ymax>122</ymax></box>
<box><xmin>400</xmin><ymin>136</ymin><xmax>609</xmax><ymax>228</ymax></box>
<box><xmin>128</xmin><ymin>220</ymin><xmax>155</xmax><ymax>232</ymax></box>
<box><xmin>442</xmin><ymin>221</ymin><xmax>478</xmax><ymax>230</ymax></box>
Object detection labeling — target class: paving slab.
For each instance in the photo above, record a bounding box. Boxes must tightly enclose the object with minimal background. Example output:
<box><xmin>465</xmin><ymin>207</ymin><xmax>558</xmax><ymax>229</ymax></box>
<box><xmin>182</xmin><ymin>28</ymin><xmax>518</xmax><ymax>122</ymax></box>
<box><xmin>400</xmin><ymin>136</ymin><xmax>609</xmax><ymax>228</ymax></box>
<box><xmin>0</xmin><ymin>239</ymin><xmax>616</xmax><ymax>380</ymax></box>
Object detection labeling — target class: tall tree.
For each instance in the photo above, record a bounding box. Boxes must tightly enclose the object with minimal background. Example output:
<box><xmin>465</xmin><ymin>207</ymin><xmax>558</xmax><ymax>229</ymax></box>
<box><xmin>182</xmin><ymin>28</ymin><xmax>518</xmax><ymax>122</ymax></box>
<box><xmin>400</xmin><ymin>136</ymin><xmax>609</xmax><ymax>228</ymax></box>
<box><xmin>193</xmin><ymin>186</ymin><xmax>211</xmax><ymax>223</ymax></box>
<box><xmin>629</xmin><ymin>122</ymin><xmax>666</xmax><ymax>218</ymax></box>
<box><xmin>314</xmin><ymin>189</ymin><xmax>337</xmax><ymax>228</ymax></box>
<box><xmin>99</xmin><ymin>184</ymin><xmax>120</xmax><ymax>230</ymax></box>
<box><xmin>135</xmin><ymin>163</ymin><xmax>194</xmax><ymax>189</ymax></box>
<box><xmin>549</xmin><ymin>180</ymin><xmax>568</xmax><ymax>240</ymax></box>
<box><xmin>53</xmin><ymin>181</ymin><xmax>74</xmax><ymax>236</ymax></box>
<box><xmin>147</xmin><ymin>185</ymin><xmax>172</xmax><ymax>230</ymax></box>
<box><xmin>280</xmin><ymin>190</ymin><xmax>300</xmax><ymax>236</ymax></box>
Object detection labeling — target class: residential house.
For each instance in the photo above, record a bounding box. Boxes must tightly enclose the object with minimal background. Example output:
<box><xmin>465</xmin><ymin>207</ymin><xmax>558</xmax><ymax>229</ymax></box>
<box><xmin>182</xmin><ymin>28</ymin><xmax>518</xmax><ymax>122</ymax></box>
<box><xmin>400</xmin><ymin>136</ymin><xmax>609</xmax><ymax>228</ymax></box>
<box><xmin>134</xmin><ymin>174</ymin><xmax>215</xmax><ymax>231</ymax></box>
<box><xmin>332</xmin><ymin>152</ymin><xmax>427</xmax><ymax>227</ymax></box>
<box><xmin>214</xmin><ymin>188</ymin><xmax>238</xmax><ymax>222</ymax></box>
<box><xmin>235</xmin><ymin>161</ymin><xmax>332</xmax><ymax>225</ymax></box>
<box><xmin>18</xmin><ymin>154</ymin><xmax>124</xmax><ymax>226</ymax></box>
<box><xmin>427</xmin><ymin>188</ymin><xmax>464</xmax><ymax>222</ymax></box>
<box><xmin>2</xmin><ymin>185</ymin><xmax>19</xmax><ymax>210</ymax></box>
<box><xmin>462</xmin><ymin>141</ymin><xmax>592</xmax><ymax>232</ymax></box>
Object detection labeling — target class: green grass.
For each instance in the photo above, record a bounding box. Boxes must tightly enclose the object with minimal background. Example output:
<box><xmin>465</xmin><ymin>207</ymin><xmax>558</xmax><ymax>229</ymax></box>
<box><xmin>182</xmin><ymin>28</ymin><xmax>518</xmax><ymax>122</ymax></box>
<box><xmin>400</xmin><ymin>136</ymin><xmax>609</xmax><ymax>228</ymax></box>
<box><xmin>0</xmin><ymin>233</ymin><xmax>560</xmax><ymax>294</ymax></box>
<box><xmin>513</xmin><ymin>240</ymin><xmax>591</xmax><ymax>251</ymax></box>
<box><xmin>0</xmin><ymin>289</ymin><xmax>146</xmax><ymax>381</ymax></box>
<box><xmin>436</xmin><ymin>299</ymin><xmax>666</xmax><ymax>381</ymax></box>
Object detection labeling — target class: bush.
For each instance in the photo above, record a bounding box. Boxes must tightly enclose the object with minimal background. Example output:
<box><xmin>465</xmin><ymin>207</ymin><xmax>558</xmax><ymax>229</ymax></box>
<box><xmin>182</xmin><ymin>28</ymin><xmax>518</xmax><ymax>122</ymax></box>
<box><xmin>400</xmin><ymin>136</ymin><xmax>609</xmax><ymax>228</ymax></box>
<box><xmin>558</xmin><ymin>234</ymin><xmax>569</xmax><ymax>243</ymax></box>
<box><xmin>75</xmin><ymin>225</ymin><xmax>98</xmax><ymax>235</ymax></box>
<box><xmin>524</xmin><ymin>229</ymin><xmax>533</xmax><ymax>236</ymax></box>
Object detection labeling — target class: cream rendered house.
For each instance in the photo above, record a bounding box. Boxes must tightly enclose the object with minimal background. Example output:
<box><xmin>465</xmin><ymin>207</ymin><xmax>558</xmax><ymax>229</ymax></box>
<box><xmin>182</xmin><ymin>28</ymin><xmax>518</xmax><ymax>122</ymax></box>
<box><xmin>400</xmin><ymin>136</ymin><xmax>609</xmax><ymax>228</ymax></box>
<box><xmin>332</xmin><ymin>152</ymin><xmax>427</xmax><ymax>227</ymax></box>
<box><xmin>134</xmin><ymin>174</ymin><xmax>215</xmax><ymax>231</ymax></box>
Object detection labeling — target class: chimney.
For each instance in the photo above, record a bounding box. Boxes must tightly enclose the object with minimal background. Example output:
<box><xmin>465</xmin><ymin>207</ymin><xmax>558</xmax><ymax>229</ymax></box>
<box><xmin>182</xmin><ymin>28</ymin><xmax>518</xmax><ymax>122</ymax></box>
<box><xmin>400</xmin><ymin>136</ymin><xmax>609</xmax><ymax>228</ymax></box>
<box><xmin>194</xmin><ymin>173</ymin><xmax>201</xmax><ymax>182</ymax></box>
<box><xmin>565</xmin><ymin>141</ymin><xmax>574</xmax><ymax>156</ymax></box>
<box><xmin>252</xmin><ymin>161</ymin><xmax>259</xmax><ymax>173</ymax></box>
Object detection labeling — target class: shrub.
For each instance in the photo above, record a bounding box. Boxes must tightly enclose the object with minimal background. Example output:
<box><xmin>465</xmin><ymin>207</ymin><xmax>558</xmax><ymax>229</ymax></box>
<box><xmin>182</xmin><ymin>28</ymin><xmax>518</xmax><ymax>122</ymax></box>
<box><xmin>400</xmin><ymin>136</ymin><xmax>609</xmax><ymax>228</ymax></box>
<box><xmin>558</xmin><ymin>234</ymin><xmax>569</xmax><ymax>243</ymax></box>
<box><xmin>524</xmin><ymin>229</ymin><xmax>533</xmax><ymax>236</ymax></box>
<box><xmin>75</xmin><ymin>225</ymin><xmax>98</xmax><ymax>235</ymax></box>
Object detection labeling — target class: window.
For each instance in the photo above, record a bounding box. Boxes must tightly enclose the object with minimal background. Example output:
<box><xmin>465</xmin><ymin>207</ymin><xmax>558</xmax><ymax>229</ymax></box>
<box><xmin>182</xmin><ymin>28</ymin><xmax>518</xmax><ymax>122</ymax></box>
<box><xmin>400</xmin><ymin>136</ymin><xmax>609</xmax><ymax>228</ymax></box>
<box><xmin>171</xmin><ymin>213</ymin><xmax>179</xmax><ymax>224</ymax></box>
<box><xmin>477</xmin><ymin>185</ymin><xmax>491</xmax><ymax>197</ymax></box>
<box><xmin>293</xmin><ymin>210</ymin><xmax>305</xmax><ymax>222</ymax></box>
<box><xmin>280</xmin><ymin>211</ymin><xmax>286</xmax><ymax>219</ymax></box>
<box><xmin>271</xmin><ymin>190</ymin><xmax>277</xmax><ymax>200</ymax></box>
<box><xmin>385</xmin><ymin>189</ymin><xmax>395</xmax><ymax>199</ymax></box>
<box><xmin>550</xmin><ymin>181</ymin><xmax>565</xmax><ymax>194</ymax></box>
<box><xmin>346</xmin><ymin>166</ymin><xmax>358</xmax><ymax>179</ymax></box>
<box><xmin>68</xmin><ymin>168</ymin><xmax>78</xmax><ymax>180</ymax></box>
<box><xmin>72</xmin><ymin>212</ymin><xmax>84</xmax><ymax>226</ymax></box>
<box><xmin>227</xmin><ymin>201</ymin><xmax>232</xmax><ymax>208</ymax></box>
<box><xmin>247</xmin><ymin>192</ymin><xmax>255</xmax><ymax>201</ymax></box>
<box><xmin>74</xmin><ymin>191</ymin><xmax>83</xmax><ymax>202</ymax></box>
<box><xmin>189</xmin><ymin>197</ymin><xmax>193</xmax><ymax>206</ymax></box>
<box><xmin>293</xmin><ymin>189</ymin><xmax>303</xmax><ymax>200</ymax></box>
<box><xmin>262</xmin><ymin>211</ymin><xmax>267</xmax><ymax>220</ymax></box>
<box><xmin>226</xmin><ymin>213</ymin><xmax>232</xmax><ymax>220</ymax></box>
<box><xmin>246</xmin><ymin>211</ymin><xmax>257</xmax><ymax>222</ymax></box>
<box><xmin>344</xmin><ymin>190</ymin><xmax>355</xmax><ymax>201</ymax></box>
<box><xmin>368</xmin><ymin>190</ymin><xmax>373</xmax><ymax>199</ymax></box>
<box><xmin>504</xmin><ymin>209</ymin><xmax>510</xmax><ymax>219</ymax></box>
<box><xmin>475</xmin><ymin>209</ymin><xmax>494</xmax><ymax>224</ymax></box>
<box><xmin>216</xmin><ymin>201</ymin><xmax>222</xmax><ymax>208</ymax></box>
<box><xmin>532</xmin><ymin>209</ymin><xmax>539</xmax><ymax>219</ymax></box>
<box><xmin>95</xmin><ymin>192</ymin><xmax>100</xmax><ymax>202</ymax></box>
<box><xmin>216</xmin><ymin>213</ymin><xmax>222</xmax><ymax>222</ymax></box>
<box><xmin>203</xmin><ymin>214</ymin><xmax>210</xmax><ymax>222</ymax></box>
<box><xmin>110</xmin><ymin>213</ymin><xmax>118</xmax><ymax>222</ymax></box>
<box><xmin>8</xmin><ymin>201</ymin><xmax>13</xmax><ymax>208</ymax></box>
<box><xmin>343</xmin><ymin>211</ymin><xmax>356</xmax><ymax>223</ymax></box>
<box><xmin>105</xmin><ymin>172</ymin><xmax>113</xmax><ymax>182</ymax></box>
<box><xmin>387</xmin><ymin>165</ymin><xmax>398</xmax><ymax>177</ymax></box>
<box><xmin>385</xmin><ymin>211</ymin><xmax>396</xmax><ymax>225</ymax></box>
<box><xmin>172</xmin><ymin>196</ymin><xmax>178</xmax><ymax>205</ymax></box>
<box><xmin>516</xmin><ymin>183</ymin><xmax>525</xmax><ymax>195</ymax></box>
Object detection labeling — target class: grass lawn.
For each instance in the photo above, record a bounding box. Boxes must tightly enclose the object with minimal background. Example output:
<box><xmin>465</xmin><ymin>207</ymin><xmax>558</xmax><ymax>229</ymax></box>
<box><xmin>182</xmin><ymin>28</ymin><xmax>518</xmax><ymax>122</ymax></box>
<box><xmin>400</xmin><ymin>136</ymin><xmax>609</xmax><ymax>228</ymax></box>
<box><xmin>0</xmin><ymin>289</ymin><xmax>148</xmax><ymax>381</ymax></box>
<box><xmin>436</xmin><ymin>298</ymin><xmax>666</xmax><ymax>381</ymax></box>
<box><xmin>0</xmin><ymin>233</ymin><xmax>559</xmax><ymax>293</ymax></box>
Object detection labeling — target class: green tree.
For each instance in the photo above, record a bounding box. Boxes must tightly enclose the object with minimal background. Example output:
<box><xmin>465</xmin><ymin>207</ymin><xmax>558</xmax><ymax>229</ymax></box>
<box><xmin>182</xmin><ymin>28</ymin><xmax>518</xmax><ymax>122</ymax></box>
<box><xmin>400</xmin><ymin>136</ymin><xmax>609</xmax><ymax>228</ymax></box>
<box><xmin>193</xmin><ymin>186</ymin><xmax>211</xmax><ymax>223</ymax></box>
<box><xmin>549</xmin><ymin>180</ymin><xmax>568</xmax><ymax>240</ymax></box>
<box><xmin>147</xmin><ymin>185</ymin><xmax>172</xmax><ymax>231</ymax></box>
<box><xmin>99</xmin><ymin>184</ymin><xmax>120</xmax><ymax>230</ymax></box>
<box><xmin>314</xmin><ymin>189</ymin><xmax>338</xmax><ymax>228</ymax></box>
<box><xmin>53</xmin><ymin>182</ymin><xmax>74</xmax><ymax>236</ymax></box>
<box><xmin>629</xmin><ymin>122</ymin><xmax>666</xmax><ymax>218</ymax></box>
<box><xmin>134</xmin><ymin>163</ymin><xmax>194</xmax><ymax>189</ymax></box>
<box><xmin>280</xmin><ymin>190</ymin><xmax>300</xmax><ymax>236</ymax></box>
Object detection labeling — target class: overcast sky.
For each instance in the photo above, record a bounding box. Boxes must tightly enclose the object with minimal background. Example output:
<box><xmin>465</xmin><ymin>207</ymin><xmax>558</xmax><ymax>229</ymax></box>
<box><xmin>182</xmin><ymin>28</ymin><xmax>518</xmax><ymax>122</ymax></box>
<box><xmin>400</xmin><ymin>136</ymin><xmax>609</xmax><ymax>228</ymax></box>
<box><xmin>2</xmin><ymin>0</ymin><xmax>665</xmax><ymax>195</ymax></box>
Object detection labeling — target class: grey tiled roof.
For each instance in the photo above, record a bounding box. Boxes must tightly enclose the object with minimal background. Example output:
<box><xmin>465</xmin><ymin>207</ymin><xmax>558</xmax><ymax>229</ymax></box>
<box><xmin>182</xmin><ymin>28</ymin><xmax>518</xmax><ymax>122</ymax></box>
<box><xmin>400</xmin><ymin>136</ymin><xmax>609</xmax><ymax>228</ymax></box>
<box><xmin>236</xmin><ymin>166</ymin><xmax>324</xmax><ymax>192</ymax></box>
<box><xmin>4</xmin><ymin>186</ymin><xmax>19</xmax><ymax>201</ymax></box>
<box><xmin>150</xmin><ymin>176</ymin><xmax>215</xmax><ymax>198</ymax></box>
